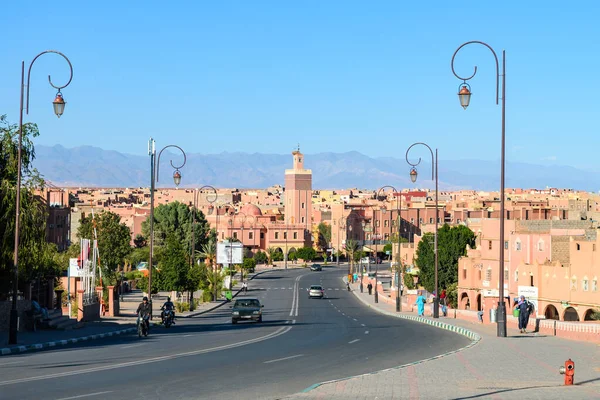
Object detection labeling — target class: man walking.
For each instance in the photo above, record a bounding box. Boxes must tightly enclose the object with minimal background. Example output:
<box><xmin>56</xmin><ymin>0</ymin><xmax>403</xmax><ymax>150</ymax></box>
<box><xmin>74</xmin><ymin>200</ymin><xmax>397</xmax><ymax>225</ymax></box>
<box><xmin>515</xmin><ymin>295</ymin><xmax>531</xmax><ymax>333</ymax></box>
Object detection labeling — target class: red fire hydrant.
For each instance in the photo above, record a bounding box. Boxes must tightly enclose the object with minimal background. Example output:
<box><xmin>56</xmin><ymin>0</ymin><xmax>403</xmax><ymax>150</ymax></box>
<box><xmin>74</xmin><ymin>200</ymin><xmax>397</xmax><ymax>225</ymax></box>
<box><xmin>559</xmin><ymin>358</ymin><xmax>575</xmax><ymax>385</ymax></box>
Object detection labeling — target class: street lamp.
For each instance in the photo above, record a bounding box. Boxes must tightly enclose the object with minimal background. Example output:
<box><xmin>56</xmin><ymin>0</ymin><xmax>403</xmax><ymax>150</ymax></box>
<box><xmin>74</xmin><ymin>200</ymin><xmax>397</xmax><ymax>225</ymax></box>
<box><xmin>235</xmin><ymin>211</ymin><xmax>248</xmax><ymax>283</ymax></box>
<box><xmin>373</xmin><ymin>207</ymin><xmax>379</xmax><ymax>304</ymax></box>
<box><xmin>360</xmin><ymin>219</ymin><xmax>366</xmax><ymax>292</ymax></box>
<box><xmin>9</xmin><ymin>50</ymin><xmax>73</xmax><ymax>345</ymax></box>
<box><xmin>147</xmin><ymin>139</ymin><xmax>186</xmax><ymax>312</ymax></box>
<box><xmin>406</xmin><ymin>142</ymin><xmax>439</xmax><ymax>318</ymax></box>
<box><xmin>377</xmin><ymin>186</ymin><xmax>402</xmax><ymax>312</ymax></box>
<box><xmin>451</xmin><ymin>40</ymin><xmax>508</xmax><ymax>337</ymax></box>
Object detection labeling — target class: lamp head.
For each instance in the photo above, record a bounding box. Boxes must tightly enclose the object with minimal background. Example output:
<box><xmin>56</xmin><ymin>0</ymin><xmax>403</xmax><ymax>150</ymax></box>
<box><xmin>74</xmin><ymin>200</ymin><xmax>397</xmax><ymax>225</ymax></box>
<box><xmin>458</xmin><ymin>83</ymin><xmax>472</xmax><ymax>110</ymax></box>
<box><xmin>173</xmin><ymin>169</ymin><xmax>182</xmax><ymax>187</ymax></box>
<box><xmin>409</xmin><ymin>167</ymin><xmax>418</xmax><ymax>183</ymax></box>
<box><xmin>53</xmin><ymin>92</ymin><xmax>66</xmax><ymax>118</ymax></box>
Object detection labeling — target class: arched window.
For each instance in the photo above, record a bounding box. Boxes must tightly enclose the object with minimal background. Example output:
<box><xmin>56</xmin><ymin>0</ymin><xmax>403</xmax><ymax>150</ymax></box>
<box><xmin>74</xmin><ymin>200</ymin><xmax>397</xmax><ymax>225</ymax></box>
<box><xmin>582</xmin><ymin>277</ymin><xmax>589</xmax><ymax>291</ymax></box>
<box><xmin>485</xmin><ymin>267</ymin><xmax>492</xmax><ymax>282</ymax></box>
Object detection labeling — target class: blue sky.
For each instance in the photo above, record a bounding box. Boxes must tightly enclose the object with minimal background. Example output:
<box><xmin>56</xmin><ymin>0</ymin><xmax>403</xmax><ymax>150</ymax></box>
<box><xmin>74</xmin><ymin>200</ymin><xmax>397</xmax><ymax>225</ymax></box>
<box><xmin>1</xmin><ymin>2</ymin><xmax>599</xmax><ymax>170</ymax></box>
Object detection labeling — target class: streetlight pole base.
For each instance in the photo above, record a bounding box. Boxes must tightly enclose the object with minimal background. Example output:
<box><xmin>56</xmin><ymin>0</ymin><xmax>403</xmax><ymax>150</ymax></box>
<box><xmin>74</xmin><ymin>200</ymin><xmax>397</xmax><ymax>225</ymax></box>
<box><xmin>374</xmin><ymin>290</ymin><xmax>378</xmax><ymax>303</ymax></box>
<box><xmin>8</xmin><ymin>309</ymin><xmax>18</xmax><ymax>344</ymax></box>
<box><xmin>396</xmin><ymin>295</ymin><xmax>401</xmax><ymax>312</ymax></box>
<box><xmin>360</xmin><ymin>282</ymin><xmax>363</xmax><ymax>293</ymax></box>
<box><xmin>496</xmin><ymin>302</ymin><xmax>507</xmax><ymax>337</ymax></box>
<box><xmin>433</xmin><ymin>298</ymin><xmax>440</xmax><ymax>318</ymax></box>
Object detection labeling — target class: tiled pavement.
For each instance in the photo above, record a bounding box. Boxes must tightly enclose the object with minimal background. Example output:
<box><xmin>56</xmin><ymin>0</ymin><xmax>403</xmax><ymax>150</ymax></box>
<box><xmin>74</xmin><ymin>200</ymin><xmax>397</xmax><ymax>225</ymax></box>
<box><xmin>285</xmin><ymin>279</ymin><xmax>600</xmax><ymax>400</ymax></box>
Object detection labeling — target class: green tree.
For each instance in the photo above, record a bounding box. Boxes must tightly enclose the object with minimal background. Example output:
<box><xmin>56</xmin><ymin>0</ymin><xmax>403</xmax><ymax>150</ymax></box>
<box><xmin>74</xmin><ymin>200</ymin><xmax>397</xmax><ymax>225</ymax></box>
<box><xmin>415</xmin><ymin>224</ymin><xmax>476</xmax><ymax>293</ymax></box>
<box><xmin>141</xmin><ymin>201</ymin><xmax>211</xmax><ymax>256</ymax></box>
<box><xmin>254</xmin><ymin>250</ymin><xmax>268</xmax><ymax>264</ymax></box>
<box><xmin>266</xmin><ymin>247</ymin><xmax>278</xmax><ymax>265</ymax></box>
<box><xmin>157</xmin><ymin>234</ymin><xmax>188</xmax><ymax>291</ymax></box>
<box><xmin>127</xmin><ymin>247</ymin><xmax>150</xmax><ymax>270</ymax></box>
<box><xmin>78</xmin><ymin>211</ymin><xmax>132</xmax><ymax>284</ymax></box>
<box><xmin>196</xmin><ymin>238</ymin><xmax>216</xmax><ymax>268</ymax></box>
<box><xmin>242</xmin><ymin>257</ymin><xmax>256</xmax><ymax>274</ymax></box>
<box><xmin>316</xmin><ymin>222</ymin><xmax>331</xmax><ymax>251</ymax></box>
<box><xmin>296</xmin><ymin>247</ymin><xmax>316</xmax><ymax>262</ymax></box>
<box><xmin>0</xmin><ymin>115</ymin><xmax>52</xmax><ymax>295</ymax></box>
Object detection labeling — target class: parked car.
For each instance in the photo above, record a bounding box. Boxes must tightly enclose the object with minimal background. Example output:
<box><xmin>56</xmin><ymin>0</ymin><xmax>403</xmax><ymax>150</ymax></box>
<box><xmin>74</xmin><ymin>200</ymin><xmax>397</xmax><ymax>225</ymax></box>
<box><xmin>310</xmin><ymin>264</ymin><xmax>322</xmax><ymax>271</ymax></box>
<box><xmin>231</xmin><ymin>298</ymin><xmax>263</xmax><ymax>324</ymax></box>
<box><xmin>308</xmin><ymin>285</ymin><xmax>325</xmax><ymax>298</ymax></box>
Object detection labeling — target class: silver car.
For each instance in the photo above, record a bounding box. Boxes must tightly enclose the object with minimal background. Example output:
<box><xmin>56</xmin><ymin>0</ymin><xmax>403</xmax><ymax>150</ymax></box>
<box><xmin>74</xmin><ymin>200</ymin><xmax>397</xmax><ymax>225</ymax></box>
<box><xmin>308</xmin><ymin>285</ymin><xmax>324</xmax><ymax>299</ymax></box>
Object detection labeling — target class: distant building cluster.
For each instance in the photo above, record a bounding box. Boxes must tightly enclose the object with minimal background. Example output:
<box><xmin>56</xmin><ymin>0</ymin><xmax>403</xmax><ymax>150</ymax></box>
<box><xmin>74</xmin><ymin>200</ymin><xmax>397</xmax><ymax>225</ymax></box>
<box><xmin>37</xmin><ymin>151</ymin><xmax>600</xmax><ymax>322</ymax></box>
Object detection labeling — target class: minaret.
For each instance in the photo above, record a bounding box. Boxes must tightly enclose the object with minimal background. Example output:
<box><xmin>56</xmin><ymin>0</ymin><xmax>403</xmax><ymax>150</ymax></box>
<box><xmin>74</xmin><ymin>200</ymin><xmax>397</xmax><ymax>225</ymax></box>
<box><xmin>284</xmin><ymin>145</ymin><xmax>312</xmax><ymax>241</ymax></box>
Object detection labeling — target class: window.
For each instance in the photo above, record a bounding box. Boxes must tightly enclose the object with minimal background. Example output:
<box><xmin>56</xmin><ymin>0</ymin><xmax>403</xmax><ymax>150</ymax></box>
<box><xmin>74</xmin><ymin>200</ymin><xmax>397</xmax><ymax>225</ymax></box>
<box><xmin>457</xmin><ymin>219</ymin><xmax>461</xmax><ymax>224</ymax></box>
<box><xmin>504</xmin><ymin>269</ymin><xmax>509</xmax><ymax>281</ymax></box>
<box><xmin>583</xmin><ymin>279</ymin><xmax>589</xmax><ymax>291</ymax></box>
<box><xmin>538</xmin><ymin>240</ymin><xmax>544</xmax><ymax>251</ymax></box>
<box><xmin>260</xmin><ymin>232</ymin><xmax>265</xmax><ymax>239</ymax></box>
<box><xmin>249</xmin><ymin>232</ymin><xmax>253</xmax><ymax>240</ymax></box>
<box><xmin>485</xmin><ymin>267</ymin><xmax>492</xmax><ymax>281</ymax></box>
<box><xmin>419</xmin><ymin>218</ymin><xmax>423</xmax><ymax>224</ymax></box>
<box><xmin>376</xmin><ymin>220</ymin><xmax>380</xmax><ymax>227</ymax></box>
<box><xmin>488</xmin><ymin>241</ymin><xmax>493</xmax><ymax>250</ymax></box>
<box><xmin>478</xmin><ymin>270</ymin><xmax>482</xmax><ymax>280</ymax></box>
<box><xmin>283</xmin><ymin>232</ymin><xmax>287</xmax><ymax>240</ymax></box>
<box><xmin>275</xmin><ymin>232</ymin><xmax>279</xmax><ymax>239</ymax></box>
<box><xmin>411</xmin><ymin>218</ymin><xmax>415</xmax><ymax>224</ymax></box>
<box><xmin>384</xmin><ymin>233</ymin><xmax>389</xmax><ymax>240</ymax></box>
<box><xmin>576</xmin><ymin>243</ymin><xmax>581</xmax><ymax>251</ymax></box>
<box><xmin>504</xmin><ymin>241</ymin><xmax>509</xmax><ymax>250</ymax></box>
<box><xmin>384</xmin><ymin>220</ymin><xmax>389</xmax><ymax>227</ymax></box>
<box><xmin>593</xmin><ymin>279</ymin><xmax>598</xmax><ymax>292</ymax></box>
<box><xmin>429</xmin><ymin>217</ymin><xmax>434</xmax><ymax>224</ymax></box>
<box><xmin>463</xmin><ymin>268</ymin><xmax>467</xmax><ymax>280</ymax></box>
<box><xmin>514</xmin><ymin>270</ymin><xmax>519</xmax><ymax>282</ymax></box>
<box><xmin>301</xmin><ymin>217</ymin><xmax>305</xmax><ymax>223</ymax></box>
<box><xmin>301</xmin><ymin>202</ymin><xmax>305</xmax><ymax>209</ymax></box>
<box><xmin>293</xmin><ymin>232</ymin><xmax>298</xmax><ymax>240</ymax></box>
<box><xmin>530</xmin><ymin>275</ymin><xmax>534</xmax><ymax>286</ymax></box>
<box><xmin>233</xmin><ymin>232</ymin><xmax>238</xmax><ymax>239</ymax></box>
<box><xmin>437</xmin><ymin>217</ymin><xmax>441</xmax><ymax>223</ymax></box>
<box><xmin>570</xmin><ymin>277</ymin><xmax>577</xmax><ymax>291</ymax></box>
<box><xmin>516</xmin><ymin>241</ymin><xmax>522</xmax><ymax>251</ymax></box>
<box><xmin>367</xmin><ymin>234</ymin><xmax>371</xmax><ymax>240</ymax></box>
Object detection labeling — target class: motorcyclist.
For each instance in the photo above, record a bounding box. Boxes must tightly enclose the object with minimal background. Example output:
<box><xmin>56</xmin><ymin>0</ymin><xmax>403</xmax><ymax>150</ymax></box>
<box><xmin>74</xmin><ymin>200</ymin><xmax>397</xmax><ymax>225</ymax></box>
<box><xmin>136</xmin><ymin>296</ymin><xmax>152</xmax><ymax>332</ymax></box>
<box><xmin>161</xmin><ymin>297</ymin><xmax>175</xmax><ymax>324</ymax></box>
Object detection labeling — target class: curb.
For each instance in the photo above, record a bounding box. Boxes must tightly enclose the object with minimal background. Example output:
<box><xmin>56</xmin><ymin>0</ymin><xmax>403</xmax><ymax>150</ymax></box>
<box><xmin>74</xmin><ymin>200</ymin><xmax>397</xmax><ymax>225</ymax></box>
<box><xmin>0</xmin><ymin>327</ymin><xmax>137</xmax><ymax>356</ymax></box>
<box><xmin>294</xmin><ymin>278</ymin><xmax>481</xmax><ymax>395</ymax></box>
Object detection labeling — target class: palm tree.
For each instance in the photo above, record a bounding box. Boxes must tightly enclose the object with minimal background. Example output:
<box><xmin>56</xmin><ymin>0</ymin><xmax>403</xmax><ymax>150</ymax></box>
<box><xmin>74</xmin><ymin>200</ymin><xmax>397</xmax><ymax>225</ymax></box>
<box><xmin>196</xmin><ymin>239</ymin><xmax>217</xmax><ymax>270</ymax></box>
<box><xmin>344</xmin><ymin>239</ymin><xmax>359</xmax><ymax>275</ymax></box>
<box><xmin>267</xmin><ymin>246</ymin><xmax>278</xmax><ymax>266</ymax></box>
<box><xmin>205</xmin><ymin>268</ymin><xmax>224</xmax><ymax>301</ymax></box>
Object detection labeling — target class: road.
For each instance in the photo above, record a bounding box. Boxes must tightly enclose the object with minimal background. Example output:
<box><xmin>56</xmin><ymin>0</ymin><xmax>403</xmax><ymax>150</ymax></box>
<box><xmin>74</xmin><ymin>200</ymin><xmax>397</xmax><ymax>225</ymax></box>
<box><xmin>0</xmin><ymin>266</ymin><xmax>470</xmax><ymax>400</ymax></box>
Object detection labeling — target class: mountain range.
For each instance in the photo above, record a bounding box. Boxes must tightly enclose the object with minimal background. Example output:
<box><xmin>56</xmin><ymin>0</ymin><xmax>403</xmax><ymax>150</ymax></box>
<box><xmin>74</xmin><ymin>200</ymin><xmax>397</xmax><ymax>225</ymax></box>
<box><xmin>32</xmin><ymin>145</ymin><xmax>599</xmax><ymax>192</ymax></box>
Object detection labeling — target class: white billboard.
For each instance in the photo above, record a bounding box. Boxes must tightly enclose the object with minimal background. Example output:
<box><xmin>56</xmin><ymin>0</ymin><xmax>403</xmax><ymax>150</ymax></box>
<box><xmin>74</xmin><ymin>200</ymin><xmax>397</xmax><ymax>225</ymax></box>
<box><xmin>217</xmin><ymin>242</ymin><xmax>244</xmax><ymax>265</ymax></box>
<box><xmin>69</xmin><ymin>258</ymin><xmax>83</xmax><ymax>277</ymax></box>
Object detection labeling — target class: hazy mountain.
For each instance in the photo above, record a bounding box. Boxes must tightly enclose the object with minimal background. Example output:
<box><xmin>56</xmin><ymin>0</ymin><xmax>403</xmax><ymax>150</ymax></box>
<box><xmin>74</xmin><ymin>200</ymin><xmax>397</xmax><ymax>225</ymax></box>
<box><xmin>33</xmin><ymin>145</ymin><xmax>599</xmax><ymax>192</ymax></box>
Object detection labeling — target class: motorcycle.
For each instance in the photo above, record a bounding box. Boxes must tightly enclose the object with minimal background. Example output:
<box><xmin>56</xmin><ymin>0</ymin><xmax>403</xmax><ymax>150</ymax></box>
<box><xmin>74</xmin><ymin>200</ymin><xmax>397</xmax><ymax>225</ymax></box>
<box><xmin>162</xmin><ymin>309</ymin><xmax>174</xmax><ymax>328</ymax></box>
<box><xmin>138</xmin><ymin>314</ymin><xmax>150</xmax><ymax>337</ymax></box>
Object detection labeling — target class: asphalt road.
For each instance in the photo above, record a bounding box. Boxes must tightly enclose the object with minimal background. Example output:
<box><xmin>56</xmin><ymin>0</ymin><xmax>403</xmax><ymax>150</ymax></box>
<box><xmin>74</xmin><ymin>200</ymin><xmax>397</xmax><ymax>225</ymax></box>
<box><xmin>0</xmin><ymin>266</ymin><xmax>470</xmax><ymax>400</ymax></box>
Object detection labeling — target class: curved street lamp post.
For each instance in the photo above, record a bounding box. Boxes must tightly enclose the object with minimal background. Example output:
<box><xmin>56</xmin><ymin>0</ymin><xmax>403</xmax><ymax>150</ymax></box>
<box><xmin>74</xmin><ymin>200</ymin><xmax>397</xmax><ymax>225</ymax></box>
<box><xmin>377</xmin><ymin>186</ymin><xmax>402</xmax><ymax>312</ymax></box>
<box><xmin>148</xmin><ymin>139</ymin><xmax>186</xmax><ymax>311</ymax></box>
<box><xmin>406</xmin><ymin>142</ymin><xmax>439</xmax><ymax>318</ymax></box>
<box><xmin>9</xmin><ymin>50</ymin><xmax>74</xmax><ymax>345</ymax></box>
<box><xmin>452</xmin><ymin>40</ymin><xmax>507</xmax><ymax>337</ymax></box>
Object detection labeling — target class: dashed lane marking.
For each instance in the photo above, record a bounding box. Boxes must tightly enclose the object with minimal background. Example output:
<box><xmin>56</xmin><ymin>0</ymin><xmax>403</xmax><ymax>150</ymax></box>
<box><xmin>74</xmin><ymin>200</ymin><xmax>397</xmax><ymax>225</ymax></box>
<box><xmin>361</xmin><ymin>324</ymin><xmax>366</xmax><ymax>327</ymax></box>
<box><xmin>348</xmin><ymin>339</ymin><xmax>360</xmax><ymax>344</ymax></box>
<box><xmin>56</xmin><ymin>391</ymin><xmax>114</xmax><ymax>400</ymax></box>
<box><xmin>264</xmin><ymin>354</ymin><xmax>304</xmax><ymax>364</ymax></box>
<box><xmin>365</xmin><ymin>331</ymin><xmax>369</xmax><ymax>335</ymax></box>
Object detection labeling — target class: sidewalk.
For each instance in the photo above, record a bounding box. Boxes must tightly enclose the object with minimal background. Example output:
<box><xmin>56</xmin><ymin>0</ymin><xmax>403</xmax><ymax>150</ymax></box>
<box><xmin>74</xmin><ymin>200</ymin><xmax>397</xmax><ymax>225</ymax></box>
<box><xmin>1</xmin><ymin>266</ymin><xmax>274</xmax><ymax>356</ymax></box>
<box><xmin>286</xmin><ymin>279</ymin><xmax>600</xmax><ymax>399</ymax></box>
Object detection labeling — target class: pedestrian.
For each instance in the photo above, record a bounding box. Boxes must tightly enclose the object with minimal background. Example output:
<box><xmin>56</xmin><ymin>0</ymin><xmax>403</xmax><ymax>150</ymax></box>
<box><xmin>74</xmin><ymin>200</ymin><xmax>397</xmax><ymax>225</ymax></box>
<box><xmin>367</xmin><ymin>282</ymin><xmax>373</xmax><ymax>295</ymax></box>
<box><xmin>414</xmin><ymin>290</ymin><xmax>426</xmax><ymax>317</ymax></box>
<box><xmin>440</xmin><ymin>289</ymin><xmax>447</xmax><ymax>306</ymax></box>
<box><xmin>242</xmin><ymin>281</ymin><xmax>248</xmax><ymax>292</ymax></box>
<box><xmin>477</xmin><ymin>302</ymin><xmax>484</xmax><ymax>323</ymax></box>
<box><xmin>515</xmin><ymin>295</ymin><xmax>531</xmax><ymax>333</ymax></box>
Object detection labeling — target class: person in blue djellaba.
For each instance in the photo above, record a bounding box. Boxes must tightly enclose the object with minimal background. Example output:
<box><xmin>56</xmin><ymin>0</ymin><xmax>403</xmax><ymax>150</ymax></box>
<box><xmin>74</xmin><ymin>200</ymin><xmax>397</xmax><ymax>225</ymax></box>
<box><xmin>515</xmin><ymin>295</ymin><xmax>533</xmax><ymax>333</ymax></box>
<box><xmin>414</xmin><ymin>290</ymin><xmax>426</xmax><ymax>317</ymax></box>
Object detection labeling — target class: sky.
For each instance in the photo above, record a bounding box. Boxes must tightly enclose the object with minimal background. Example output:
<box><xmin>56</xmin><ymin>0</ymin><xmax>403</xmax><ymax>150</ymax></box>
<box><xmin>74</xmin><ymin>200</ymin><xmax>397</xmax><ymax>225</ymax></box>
<box><xmin>1</xmin><ymin>1</ymin><xmax>599</xmax><ymax>171</ymax></box>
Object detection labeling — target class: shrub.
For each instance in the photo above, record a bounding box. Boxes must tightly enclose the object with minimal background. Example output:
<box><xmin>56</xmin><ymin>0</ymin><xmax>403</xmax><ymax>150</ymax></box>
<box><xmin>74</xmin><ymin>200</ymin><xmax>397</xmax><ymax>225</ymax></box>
<box><xmin>70</xmin><ymin>297</ymin><xmax>78</xmax><ymax>318</ymax></box>
<box><xmin>201</xmin><ymin>290</ymin><xmax>213</xmax><ymax>303</ymax></box>
<box><xmin>175</xmin><ymin>302</ymin><xmax>190</xmax><ymax>313</ymax></box>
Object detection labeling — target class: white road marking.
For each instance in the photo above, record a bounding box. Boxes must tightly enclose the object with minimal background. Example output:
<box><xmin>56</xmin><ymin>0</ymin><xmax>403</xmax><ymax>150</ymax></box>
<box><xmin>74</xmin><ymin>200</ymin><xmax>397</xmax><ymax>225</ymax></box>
<box><xmin>0</xmin><ymin>361</ymin><xmax>24</xmax><ymax>366</ymax></box>
<box><xmin>348</xmin><ymin>339</ymin><xmax>360</xmax><ymax>344</ymax></box>
<box><xmin>365</xmin><ymin>331</ymin><xmax>369</xmax><ymax>334</ymax></box>
<box><xmin>0</xmin><ymin>326</ymin><xmax>293</xmax><ymax>387</ymax></box>
<box><xmin>288</xmin><ymin>287</ymin><xmax>293</xmax><ymax>289</ymax></box>
<box><xmin>120</xmin><ymin>343</ymin><xmax>145</xmax><ymax>349</ymax></box>
<box><xmin>263</xmin><ymin>354</ymin><xmax>304</xmax><ymax>364</ymax></box>
<box><xmin>335</xmin><ymin>288</ymin><xmax>339</xmax><ymax>291</ymax></box>
<box><xmin>281</xmin><ymin>287</ymin><xmax>286</xmax><ymax>290</ymax></box>
<box><xmin>181</xmin><ymin>334</ymin><xmax>194</xmax><ymax>338</ymax></box>
<box><xmin>56</xmin><ymin>391</ymin><xmax>113</xmax><ymax>400</ymax></box>
<box><xmin>292</xmin><ymin>319</ymin><xmax>296</xmax><ymax>324</ymax></box>
<box><xmin>353</xmin><ymin>318</ymin><xmax>357</xmax><ymax>321</ymax></box>
<box><xmin>361</xmin><ymin>324</ymin><xmax>366</xmax><ymax>327</ymax></box>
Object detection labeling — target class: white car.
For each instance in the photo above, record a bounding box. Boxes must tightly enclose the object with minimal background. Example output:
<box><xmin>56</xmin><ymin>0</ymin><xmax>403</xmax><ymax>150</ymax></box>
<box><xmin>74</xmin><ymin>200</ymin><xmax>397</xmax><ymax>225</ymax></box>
<box><xmin>308</xmin><ymin>285</ymin><xmax>324</xmax><ymax>299</ymax></box>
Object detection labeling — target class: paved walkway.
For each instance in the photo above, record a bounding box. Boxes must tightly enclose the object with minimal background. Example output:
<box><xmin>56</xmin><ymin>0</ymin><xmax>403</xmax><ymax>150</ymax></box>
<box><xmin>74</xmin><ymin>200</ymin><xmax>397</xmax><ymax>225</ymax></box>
<box><xmin>286</xmin><ymin>279</ymin><xmax>600</xmax><ymax>399</ymax></box>
<box><xmin>1</xmin><ymin>266</ymin><xmax>275</xmax><ymax>355</ymax></box>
